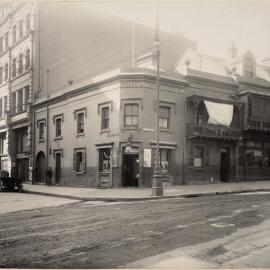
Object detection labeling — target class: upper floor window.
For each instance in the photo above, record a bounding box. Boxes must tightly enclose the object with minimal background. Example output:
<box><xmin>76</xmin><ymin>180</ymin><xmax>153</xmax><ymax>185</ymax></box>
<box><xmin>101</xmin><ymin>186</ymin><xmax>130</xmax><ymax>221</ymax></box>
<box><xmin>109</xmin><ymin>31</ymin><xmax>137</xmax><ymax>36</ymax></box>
<box><xmin>5</xmin><ymin>32</ymin><xmax>8</xmax><ymax>49</ymax></box>
<box><xmin>17</xmin><ymin>88</ymin><xmax>23</xmax><ymax>113</ymax></box>
<box><xmin>124</xmin><ymin>103</ymin><xmax>139</xmax><ymax>127</ymax></box>
<box><xmin>0</xmin><ymin>98</ymin><xmax>3</xmax><ymax>119</ymax></box>
<box><xmin>26</xmin><ymin>14</ymin><xmax>30</xmax><ymax>32</ymax></box>
<box><xmin>25</xmin><ymin>49</ymin><xmax>30</xmax><ymax>70</ymax></box>
<box><xmin>0</xmin><ymin>67</ymin><xmax>2</xmax><ymax>84</ymax></box>
<box><xmin>19</xmin><ymin>19</ymin><xmax>23</xmax><ymax>38</ymax></box>
<box><xmin>0</xmin><ymin>134</ymin><xmax>5</xmax><ymax>155</ymax></box>
<box><xmin>12</xmin><ymin>58</ymin><xmax>16</xmax><ymax>78</ymax></box>
<box><xmin>0</xmin><ymin>37</ymin><xmax>3</xmax><ymax>53</ymax></box>
<box><xmin>18</xmin><ymin>54</ymin><xmax>23</xmax><ymax>74</ymax></box>
<box><xmin>245</xmin><ymin>57</ymin><xmax>253</xmax><ymax>78</ymax></box>
<box><xmin>4</xmin><ymin>63</ymin><xmax>8</xmax><ymax>81</ymax></box>
<box><xmin>159</xmin><ymin>106</ymin><xmax>170</xmax><ymax>129</ymax></box>
<box><xmin>77</xmin><ymin>112</ymin><xmax>84</xmax><ymax>134</ymax></box>
<box><xmin>12</xmin><ymin>25</ymin><xmax>16</xmax><ymax>43</ymax></box>
<box><xmin>55</xmin><ymin>117</ymin><xmax>62</xmax><ymax>138</ymax></box>
<box><xmin>101</xmin><ymin>106</ymin><xmax>109</xmax><ymax>130</ymax></box>
<box><xmin>39</xmin><ymin>122</ymin><xmax>45</xmax><ymax>141</ymax></box>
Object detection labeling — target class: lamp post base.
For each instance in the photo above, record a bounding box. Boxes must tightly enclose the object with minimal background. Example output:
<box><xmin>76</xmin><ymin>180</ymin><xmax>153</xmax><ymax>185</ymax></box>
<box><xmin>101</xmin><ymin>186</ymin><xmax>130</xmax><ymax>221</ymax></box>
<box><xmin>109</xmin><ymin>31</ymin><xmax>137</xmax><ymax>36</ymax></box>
<box><xmin>152</xmin><ymin>174</ymin><xmax>168</xmax><ymax>196</ymax></box>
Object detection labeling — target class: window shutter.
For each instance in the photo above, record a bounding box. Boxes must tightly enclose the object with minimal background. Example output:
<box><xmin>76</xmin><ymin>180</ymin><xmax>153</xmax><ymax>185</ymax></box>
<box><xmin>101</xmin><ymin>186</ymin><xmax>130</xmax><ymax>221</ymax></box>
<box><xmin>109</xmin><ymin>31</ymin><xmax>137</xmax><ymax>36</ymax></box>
<box><xmin>189</xmin><ymin>144</ymin><xmax>194</xmax><ymax>167</ymax></box>
<box><xmin>82</xmin><ymin>150</ymin><xmax>86</xmax><ymax>173</ymax></box>
<box><xmin>73</xmin><ymin>151</ymin><xmax>76</xmax><ymax>172</ymax></box>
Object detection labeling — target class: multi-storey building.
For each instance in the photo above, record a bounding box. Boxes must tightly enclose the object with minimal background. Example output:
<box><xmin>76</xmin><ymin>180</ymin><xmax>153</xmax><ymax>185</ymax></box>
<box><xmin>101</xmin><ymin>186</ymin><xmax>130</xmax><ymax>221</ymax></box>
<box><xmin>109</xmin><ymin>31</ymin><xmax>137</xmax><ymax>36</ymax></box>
<box><xmin>0</xmin><ymin>3</ymin><xmax>34</xmax><ymax>181</ymax></box>
<box><xmin>34</xmin><ymin>47</ymin><xmax>270</xmax><ymax>187</ymax></box>
<box><xmin>0</xmin><ymin>2</ymin><xmax>195</xmax><ymax>183</ymax></box>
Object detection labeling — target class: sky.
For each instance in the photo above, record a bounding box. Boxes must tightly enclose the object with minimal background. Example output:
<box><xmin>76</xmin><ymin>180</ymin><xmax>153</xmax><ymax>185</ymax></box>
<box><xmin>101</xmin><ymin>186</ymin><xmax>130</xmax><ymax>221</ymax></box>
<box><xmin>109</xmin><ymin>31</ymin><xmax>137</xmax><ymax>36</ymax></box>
<box><xmin>90</xmin><ymin>0</ymin><xmax>270</xmax><ymax>63</ymax></box>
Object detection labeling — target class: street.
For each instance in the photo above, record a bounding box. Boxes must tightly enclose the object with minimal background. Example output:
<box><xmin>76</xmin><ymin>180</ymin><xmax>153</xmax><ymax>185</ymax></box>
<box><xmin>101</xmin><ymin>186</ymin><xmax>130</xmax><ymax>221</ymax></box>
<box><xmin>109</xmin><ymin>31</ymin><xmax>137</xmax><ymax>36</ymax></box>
<box><xmin>1</xmin><ymin>192</ymin><xmax>270</xmax><ymax>268</ymax></box>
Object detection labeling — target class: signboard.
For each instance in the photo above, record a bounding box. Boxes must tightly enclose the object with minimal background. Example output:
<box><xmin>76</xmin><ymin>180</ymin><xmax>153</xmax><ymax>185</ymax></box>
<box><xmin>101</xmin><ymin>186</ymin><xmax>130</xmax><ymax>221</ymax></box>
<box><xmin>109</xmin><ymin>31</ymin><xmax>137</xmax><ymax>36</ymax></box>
<box><xmin>144</xmin><ymin>149</ymin><xmax>152</xmax><ymax>167</ymax></box>
<box><xmin>112</xmin><ymin>149</ymin><xmax>118</xmax><ymax>167</ymax></box>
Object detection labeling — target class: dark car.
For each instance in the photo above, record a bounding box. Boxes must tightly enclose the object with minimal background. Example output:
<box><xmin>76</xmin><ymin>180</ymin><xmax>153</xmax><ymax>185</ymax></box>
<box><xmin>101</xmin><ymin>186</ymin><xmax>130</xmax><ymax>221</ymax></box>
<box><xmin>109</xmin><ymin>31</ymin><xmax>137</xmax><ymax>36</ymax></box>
<box><xmin>0</xmin><ymin>170</ymin><xmax>23</xmax><ymax>192</ymax></box>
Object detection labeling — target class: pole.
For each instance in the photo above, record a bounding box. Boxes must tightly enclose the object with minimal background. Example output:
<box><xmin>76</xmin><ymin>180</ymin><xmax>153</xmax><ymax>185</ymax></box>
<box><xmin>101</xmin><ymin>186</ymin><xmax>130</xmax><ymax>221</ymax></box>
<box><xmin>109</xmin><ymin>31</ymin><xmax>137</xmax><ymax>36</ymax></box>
<box><xmin>152</xmin><ymin>4</ymin><xmax>163</xmax><ymax>196</ymax></box>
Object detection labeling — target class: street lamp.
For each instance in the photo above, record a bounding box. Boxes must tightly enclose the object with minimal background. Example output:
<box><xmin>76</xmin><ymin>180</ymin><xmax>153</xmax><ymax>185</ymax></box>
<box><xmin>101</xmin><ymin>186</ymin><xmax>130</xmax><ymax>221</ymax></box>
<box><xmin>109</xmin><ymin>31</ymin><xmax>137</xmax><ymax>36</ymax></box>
<box><xmin>152</xmin><ymin>6</ymin><xmax>163</xmax><ymax>196</ymax></box>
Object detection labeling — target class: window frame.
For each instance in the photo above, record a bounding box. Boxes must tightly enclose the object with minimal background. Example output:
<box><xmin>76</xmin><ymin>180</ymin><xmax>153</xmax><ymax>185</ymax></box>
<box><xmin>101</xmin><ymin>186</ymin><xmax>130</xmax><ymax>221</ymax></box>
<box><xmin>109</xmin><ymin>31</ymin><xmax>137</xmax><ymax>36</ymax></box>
<box><xmin>159</xmin><ymin>106</ymin><xmax>170</xmax><ymax>129</ymax></box>
<box><xmin>76</xmin><ymin>112</ymin><xmax>85</xmax><ymax>135</ymax></box>
<box><xmin>73</xmin><ymin>147</ymin><xmax>86</xmax><ymax>174</ymax></box>
<box><xmin>124</xmin><ymin>103</ymin><xmax>139</xmax><ymax>127</ymax></box>
<box><xmin>53</xmin><ymin>114</ymin><xmax>64</xmax><ymax>140</ymax></box>
<box><xmin>101</xmin><ymin>106</ymin><xmax>109</xmax><ymax>130</ymax></box>
<box><xmin>12</xmin><ymin>58</ymin><xmax>16</xmax><ymax>78</ymax></box>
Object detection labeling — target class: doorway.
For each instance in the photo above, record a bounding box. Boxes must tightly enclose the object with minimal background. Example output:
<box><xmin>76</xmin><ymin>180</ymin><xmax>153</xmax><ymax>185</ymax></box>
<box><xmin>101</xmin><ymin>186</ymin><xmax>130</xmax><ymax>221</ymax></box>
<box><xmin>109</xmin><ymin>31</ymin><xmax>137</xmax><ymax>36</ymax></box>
<box><xmin>36</xmin><ymin>151</ymin><xmax>46</xmax><ymax>183</ymax></box>
<box><xmin>220</xmin><ymin>147</ymin><xmax>230</xmax><ymax>182</ymax></box>
<box><xmin>17</xmin><ymin>158</ymin><xmax>29</xmax><ymax>182</ymax></box>
<box><xmin>122</xmin><ymin>153</ymin><xmax>139</xmax><ymax>187</ymax></box>
<box><xmin>55</xmin><ymin>152</ymin><xmax>61</xmax><ymax>184</ymax></box>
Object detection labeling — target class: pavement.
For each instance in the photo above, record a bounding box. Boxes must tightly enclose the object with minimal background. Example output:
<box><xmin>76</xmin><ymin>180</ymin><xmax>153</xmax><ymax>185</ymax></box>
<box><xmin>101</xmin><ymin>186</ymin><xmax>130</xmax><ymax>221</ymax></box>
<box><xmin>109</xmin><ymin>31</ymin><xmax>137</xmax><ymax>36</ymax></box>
<box><xmin>22</xmin><ymin>180</ymin><xmax>270</xmax><ymax>202</ymax></box>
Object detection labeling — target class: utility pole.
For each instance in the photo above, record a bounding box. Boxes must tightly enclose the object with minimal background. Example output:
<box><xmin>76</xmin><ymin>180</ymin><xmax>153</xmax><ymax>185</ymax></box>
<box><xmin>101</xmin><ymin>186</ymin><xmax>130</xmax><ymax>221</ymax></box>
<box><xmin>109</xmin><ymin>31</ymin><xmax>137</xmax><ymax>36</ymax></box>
<box><xmin>152</xmin><ymin>5</ymin><xmax>164</xmax><ymax>196</ymax></box>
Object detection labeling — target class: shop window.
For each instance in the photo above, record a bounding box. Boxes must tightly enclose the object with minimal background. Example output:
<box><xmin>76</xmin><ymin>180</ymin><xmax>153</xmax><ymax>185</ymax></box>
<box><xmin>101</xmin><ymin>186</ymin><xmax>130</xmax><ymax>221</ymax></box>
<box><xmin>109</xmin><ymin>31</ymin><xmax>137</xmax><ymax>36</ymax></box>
<box><xmin>73</xmin><ymin>148</ymin><xmax>86</xmax><ymax>173</ymax></box>
<box><xmin>246</xmin><ymin>149</ymin><xmax>262</xmax><ymax>167</ymax></box>
<box><xmin>160</xmin><ymin>149</ymin><xmax>171</xmax><ymax>173</ymax></box>
<box><xmin>99</xmin><ymin>148</ymin><xmax>110</xmax><ymax>172</ymax></box>
<box><xmin>159</xmin><ymin>106</ymin><xmax>170</xmax><ymax>129</ymax></box>
<box><xmin>101</xmin><ymin>106</ymin><xmax>109</xmax><ymax>130</ymax></box>
<box><xmin>194</xmin><ymin>146</ymin><xmax>204</xmax><ymax>168</ymax></box>
<box><xmin>124</xmin><ymin>103</ymin><xmax>138</xmax><ymax>127</ymax></box>
<box><xmin>77</xmin><ymin>112</ymin><xmax>84</xmax><ymax>134</ymax></box>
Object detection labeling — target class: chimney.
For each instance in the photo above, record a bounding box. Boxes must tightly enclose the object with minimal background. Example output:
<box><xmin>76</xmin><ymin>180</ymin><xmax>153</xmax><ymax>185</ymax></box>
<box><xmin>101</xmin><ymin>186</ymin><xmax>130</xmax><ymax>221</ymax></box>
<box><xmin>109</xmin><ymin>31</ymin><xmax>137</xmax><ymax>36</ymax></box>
<box><xmin>228</xmin><ymin>42</ymin><xmax>237</xmax><ymax>59</ymax></box>
<box><xmin>262</xmin><ymin>58</ymin><xmax>270</xmax><ymax>67</ymax></box>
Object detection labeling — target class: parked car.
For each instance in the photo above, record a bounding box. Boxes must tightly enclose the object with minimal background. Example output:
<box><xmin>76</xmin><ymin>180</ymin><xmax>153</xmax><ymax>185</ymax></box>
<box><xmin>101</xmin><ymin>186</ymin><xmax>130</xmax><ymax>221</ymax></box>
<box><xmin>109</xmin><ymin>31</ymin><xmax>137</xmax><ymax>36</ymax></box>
<box><xmin>0</xmin><ymin>170</ymin><xmax>23</xmax><ymax>192</ymax></box>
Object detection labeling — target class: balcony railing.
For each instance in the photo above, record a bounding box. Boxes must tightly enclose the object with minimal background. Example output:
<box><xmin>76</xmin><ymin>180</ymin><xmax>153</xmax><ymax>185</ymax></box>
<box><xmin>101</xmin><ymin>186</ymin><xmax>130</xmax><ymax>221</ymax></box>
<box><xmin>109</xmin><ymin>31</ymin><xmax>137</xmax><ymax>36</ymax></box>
<box><xmin>247</xmin><ymin>120</ymin><xmax>270</xmax><ymax>132</ymax></box>
<box><xmin>187</xmin><ymin>123</ymin><xmax>241</xmax><ymax>141</ymax></box>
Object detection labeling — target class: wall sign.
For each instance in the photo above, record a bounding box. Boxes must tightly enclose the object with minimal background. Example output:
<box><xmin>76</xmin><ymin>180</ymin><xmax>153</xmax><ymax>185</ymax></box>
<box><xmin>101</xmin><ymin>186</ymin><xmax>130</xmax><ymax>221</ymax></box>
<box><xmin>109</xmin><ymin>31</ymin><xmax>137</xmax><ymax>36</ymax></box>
<box><xmin>144</xmin><ymin>149</ymin><xmax>151</xmax><ymax>167</ymax></box>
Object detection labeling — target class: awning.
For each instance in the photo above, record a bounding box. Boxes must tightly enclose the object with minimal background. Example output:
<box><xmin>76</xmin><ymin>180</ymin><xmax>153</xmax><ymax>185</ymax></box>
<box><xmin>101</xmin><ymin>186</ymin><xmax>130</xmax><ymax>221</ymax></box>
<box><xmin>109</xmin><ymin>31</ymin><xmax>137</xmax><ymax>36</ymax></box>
<box><xmin>204</xmin><ymin>100</ymin><xmax>233</xmax><ymax>127</ymax></box>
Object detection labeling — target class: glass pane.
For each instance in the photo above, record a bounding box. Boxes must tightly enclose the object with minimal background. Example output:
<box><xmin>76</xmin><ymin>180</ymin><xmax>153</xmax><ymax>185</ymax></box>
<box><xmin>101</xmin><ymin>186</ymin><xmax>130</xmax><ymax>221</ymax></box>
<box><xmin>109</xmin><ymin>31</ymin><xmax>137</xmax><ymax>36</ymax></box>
<box><xmin>131</xmin><ymin>116</ymin><xmax>138</xmax><ymax>126</ymax></box>
<box><xmin>125</xmin><ymin>116</ymin><xmax>132</xmax><ymax>126</ymax></box>
<box><xmin>124</xmin><ymin>104</ymin><xmax>132</xmax><ymax>115</ymax></box>
<box><xmin>132</xmin><ymin>104</ymin><xmax>139</xmax><ymax>115</ymax></box>
<box><xmin>160</xmin><ymin>107</ymin><xmax>169</xmax><ymax>118</ymax></box>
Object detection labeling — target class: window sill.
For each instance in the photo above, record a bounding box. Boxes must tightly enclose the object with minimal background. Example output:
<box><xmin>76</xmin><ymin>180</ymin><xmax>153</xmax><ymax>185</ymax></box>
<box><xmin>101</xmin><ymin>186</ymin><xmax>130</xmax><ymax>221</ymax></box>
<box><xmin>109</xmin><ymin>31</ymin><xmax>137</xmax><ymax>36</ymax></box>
<box><xmin>76</xmin><ymin>133</ymin><xmax>85</xmax><ymax>137</ymax></box>
<box><xmin>122</xmin><ymin>126</ymin><xmax>139</xmax><ymax>131</ymax></box>
<box><xmin>160</xmin><ymin>128</ymin><xmax>172</xmax><ymax>133</ymax></box>
<box><xmin>55</xmin><ymin>136</ymin><xmax>63</xmax><ymax>141</ymax></box>
<box><xmin>75</xmin><ymin>171</ymin><xmax>85</xmax><ymax>175</ymax></box>
<box><xmin>38</xmin><ymin>139</ymin><xmax>45</xmax><ymax>143</ymax></box>
<box><xmin>100</xmin><ymin>129</ymin><xmax>110</xmax><ymax>134</ymax></box>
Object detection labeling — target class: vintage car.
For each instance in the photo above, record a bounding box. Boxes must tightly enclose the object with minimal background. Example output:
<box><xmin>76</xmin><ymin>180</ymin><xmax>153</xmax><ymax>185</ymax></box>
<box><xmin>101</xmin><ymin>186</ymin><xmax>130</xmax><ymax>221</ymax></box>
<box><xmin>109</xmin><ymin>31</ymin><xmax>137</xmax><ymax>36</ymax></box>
<box><xmin>0</xmin><ymin>170</ymin><xmax>23</xmax><ymax>192</ymax></box>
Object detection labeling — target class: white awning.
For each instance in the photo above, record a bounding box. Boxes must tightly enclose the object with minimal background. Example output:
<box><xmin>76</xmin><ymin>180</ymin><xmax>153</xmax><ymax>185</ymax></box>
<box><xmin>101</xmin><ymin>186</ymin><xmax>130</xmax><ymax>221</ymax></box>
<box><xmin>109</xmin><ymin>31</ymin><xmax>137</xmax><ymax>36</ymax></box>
<box><xmin>204</xmin><ymin>100</ymin><xmax>233</xmax><ymax>127</ymax></box>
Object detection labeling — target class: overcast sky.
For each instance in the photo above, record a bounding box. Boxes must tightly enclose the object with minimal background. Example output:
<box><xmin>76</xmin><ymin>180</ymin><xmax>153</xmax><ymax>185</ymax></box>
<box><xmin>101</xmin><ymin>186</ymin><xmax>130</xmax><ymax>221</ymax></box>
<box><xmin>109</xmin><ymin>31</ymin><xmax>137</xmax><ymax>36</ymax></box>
<box><xmin>90</xmin><ymin>0</ymin><xmax>270</xmax><ymax>63</ymax></box>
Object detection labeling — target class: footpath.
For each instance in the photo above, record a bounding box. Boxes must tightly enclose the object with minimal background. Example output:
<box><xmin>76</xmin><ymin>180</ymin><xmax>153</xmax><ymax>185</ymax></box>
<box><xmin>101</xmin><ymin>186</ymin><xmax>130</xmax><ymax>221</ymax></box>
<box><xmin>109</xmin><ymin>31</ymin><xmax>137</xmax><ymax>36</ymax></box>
<box><xmin>23</xmin><ymin>180</ymin><xmax>270</xmax><ymax>202</ymax></box>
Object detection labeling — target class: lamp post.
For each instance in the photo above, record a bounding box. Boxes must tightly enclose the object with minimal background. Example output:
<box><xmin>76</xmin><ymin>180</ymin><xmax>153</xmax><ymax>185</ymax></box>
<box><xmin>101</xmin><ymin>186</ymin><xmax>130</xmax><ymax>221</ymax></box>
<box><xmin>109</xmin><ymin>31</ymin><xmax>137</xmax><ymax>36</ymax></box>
<box><xmin>152</xmin><ymin>6</ymin><xmax>163</xmax><ymax>196</ymax></box>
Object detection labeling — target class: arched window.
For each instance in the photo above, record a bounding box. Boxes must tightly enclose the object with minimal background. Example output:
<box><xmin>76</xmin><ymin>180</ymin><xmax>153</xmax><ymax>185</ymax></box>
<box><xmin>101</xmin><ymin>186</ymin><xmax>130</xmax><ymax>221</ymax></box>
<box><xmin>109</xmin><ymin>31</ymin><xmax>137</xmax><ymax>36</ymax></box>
<box><xmin>12</xmin><ymin>58</ymin><xmax>16</xmax><ymax>78</ymax></box>
<box><xmin>4</xmin><ymin>63</ymin><xmax>8</xmax><ymax>81</ymax></box>
<box><xmin>245</xmin><ymin>58</ymin><xmax>253</xmax><ymax>78</ymax></box>
<box><xmin>18</xmin><ymin>54</ymin><xmax>23</xmax><ymax>74</ymax></box>
<box><xmin>25</xmin><ymin>49</ymin><xmax>30</xmax><ymax>70</ymax></box>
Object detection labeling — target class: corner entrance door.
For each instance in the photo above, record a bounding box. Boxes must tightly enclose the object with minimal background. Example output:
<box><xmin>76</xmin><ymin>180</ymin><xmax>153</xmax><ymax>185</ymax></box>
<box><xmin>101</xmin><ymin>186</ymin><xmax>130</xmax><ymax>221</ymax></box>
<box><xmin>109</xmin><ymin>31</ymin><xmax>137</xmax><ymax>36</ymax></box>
<box><xmin>122</xmin><ymin>153</ymin><xmax>139</xmax><ymax>187</ymax></box>
<box><xmin>220</xmin><ymin>148</ymin><xmax>230</xmax><ymax>182</ymax></box>
<box><xmin>55</xmin><ymin>153</ymin><xmax>61</xmax><ymax>184</ymax></box>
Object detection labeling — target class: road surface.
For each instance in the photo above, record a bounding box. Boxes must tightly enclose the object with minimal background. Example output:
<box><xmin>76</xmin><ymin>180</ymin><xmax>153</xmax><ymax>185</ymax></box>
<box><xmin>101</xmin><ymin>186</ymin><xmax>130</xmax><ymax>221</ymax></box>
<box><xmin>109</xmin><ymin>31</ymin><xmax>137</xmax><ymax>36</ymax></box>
<box><xmin>1</xmin><ymin>192</ymin><xmax>270</xmax><ymax>268</ymax></box>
